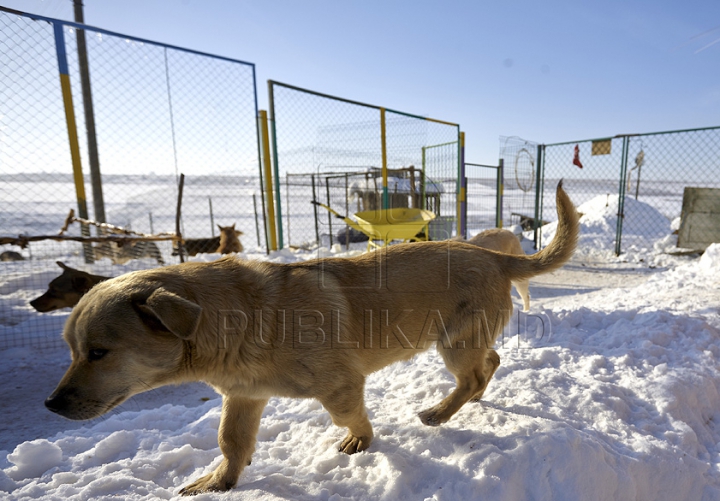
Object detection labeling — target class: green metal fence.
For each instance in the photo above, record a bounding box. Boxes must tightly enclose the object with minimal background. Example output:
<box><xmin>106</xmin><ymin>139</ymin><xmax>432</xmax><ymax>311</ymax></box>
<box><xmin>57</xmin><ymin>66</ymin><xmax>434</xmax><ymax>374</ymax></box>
<box><xmin>534</xmin><ymin>126</ymin><xmax>720</xmax><ymax>256</ymax></box>
<box><xmin>464</xmin><ymin>163</ymin><xmax>502</xmax><ymax>235</ymax></box>
<box><xmin>268</xmin><ymin>81</ymin><xmax>462</xmax><ymax>249</ymax></box>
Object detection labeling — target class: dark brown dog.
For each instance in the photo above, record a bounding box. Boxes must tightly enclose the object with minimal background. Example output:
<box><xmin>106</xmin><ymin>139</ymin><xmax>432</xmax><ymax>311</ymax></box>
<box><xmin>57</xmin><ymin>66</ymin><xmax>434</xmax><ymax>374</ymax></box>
<box><xmin>1</xmin><ymin>250</ymin><xmax>25</xmax><ymax>261</ymax></box>
<box><xmin>30</xmin><ymin>262</ymin><xmax>110</xmax><ymax>312</ymax></box>
<box><xmin>173</xmin><ymin>237</ymin><xmax>221</xmax><ymax>257</ymax></box>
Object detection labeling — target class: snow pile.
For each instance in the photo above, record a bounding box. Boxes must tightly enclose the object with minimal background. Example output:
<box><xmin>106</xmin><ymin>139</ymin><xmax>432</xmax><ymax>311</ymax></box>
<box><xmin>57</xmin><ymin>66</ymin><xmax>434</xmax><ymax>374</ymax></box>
<box><xmin>2</xmin><ymin>244</ymin><xmax>720</xmax><ymax>499</ymax></box>
<box><xmin>536</xmin><ymin>194</ymin><xmax>673</xmax><ymax>262</ymax></box>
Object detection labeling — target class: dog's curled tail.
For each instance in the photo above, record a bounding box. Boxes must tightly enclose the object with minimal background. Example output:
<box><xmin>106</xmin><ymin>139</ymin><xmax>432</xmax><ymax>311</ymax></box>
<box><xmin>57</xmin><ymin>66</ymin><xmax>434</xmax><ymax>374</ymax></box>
<box><xmin>504</xmin><ymin>180</ymin><xmax>579</xmax><ymax>280</ymax></box>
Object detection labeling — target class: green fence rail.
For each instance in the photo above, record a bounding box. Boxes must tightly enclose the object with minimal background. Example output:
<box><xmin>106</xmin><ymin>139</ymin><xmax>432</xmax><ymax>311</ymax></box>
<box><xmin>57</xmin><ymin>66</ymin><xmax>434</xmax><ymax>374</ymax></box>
<box><xmin>267</xmin><ymin>81</ymin><xmax>462</xmax><ymax>249</ymax></box>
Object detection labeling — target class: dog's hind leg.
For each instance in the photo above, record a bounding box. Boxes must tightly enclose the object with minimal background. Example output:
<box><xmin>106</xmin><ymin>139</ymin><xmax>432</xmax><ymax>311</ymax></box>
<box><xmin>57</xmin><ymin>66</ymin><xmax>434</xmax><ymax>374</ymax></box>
<box><xmin>470</xmin><ymin>349</ymin><xmax>501</xmax><ymax>402</ymax></box>
<box><xmin>319</xmin><ymin>379</ymin><xmax>374</xmax><ymax>455</ymax></box>
<box><xmin>514</xmin><ymin>279</ymin><xmax>531</xmax><ymax>312</ymax></box>
<box><xmin>418</xmin><ymin>344</ymin><xmax>498</xmax><ymax>426</ymax></box>
<box><xmin>179</xmin><ymin>396</ymin><xmax>267</xmax><ymax>495</ymax></box>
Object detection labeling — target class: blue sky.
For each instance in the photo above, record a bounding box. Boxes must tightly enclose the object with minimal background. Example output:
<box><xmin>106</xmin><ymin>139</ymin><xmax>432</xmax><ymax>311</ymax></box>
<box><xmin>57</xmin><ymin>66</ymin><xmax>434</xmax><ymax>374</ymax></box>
<box><xmin>2</xmin><ymin>0</ymin><xmax>718</xmax><ymax>164</ymax></box>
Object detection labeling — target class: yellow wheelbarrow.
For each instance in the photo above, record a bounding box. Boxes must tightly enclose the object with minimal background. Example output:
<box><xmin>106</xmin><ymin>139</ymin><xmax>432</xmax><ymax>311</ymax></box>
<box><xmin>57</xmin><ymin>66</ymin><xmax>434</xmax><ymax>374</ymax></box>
<box><xmin>312</xmin><ymin>201</ymin><xmax>436</xmax><ymax>251</ymax></box>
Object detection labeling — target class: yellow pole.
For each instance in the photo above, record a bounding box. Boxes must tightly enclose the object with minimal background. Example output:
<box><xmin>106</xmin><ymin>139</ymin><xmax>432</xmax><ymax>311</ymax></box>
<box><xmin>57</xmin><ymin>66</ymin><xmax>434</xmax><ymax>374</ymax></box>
<box><xmin>380</xmin><ymin>107</ymin><xmax>388</xmax><ymax>210</ymax></box>
<box><xmin>259</xmin><ymin>110</ymin><xmax>278</xmax><ymax>251</ymax></box>
<box><xmin>457</xmin><ymin>132</ymin><xmax>465</xmax><ymax>236</ymax></box>
<box><xmin>54</xmin><ymin>21</ymin><xmax>93</xmax><ymax>262</ymax></box>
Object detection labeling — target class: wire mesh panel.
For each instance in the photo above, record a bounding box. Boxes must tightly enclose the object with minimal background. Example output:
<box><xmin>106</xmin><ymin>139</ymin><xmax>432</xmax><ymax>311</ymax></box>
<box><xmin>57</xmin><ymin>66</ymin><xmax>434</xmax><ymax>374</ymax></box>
<box><xmin>540</xmin><ymin>137</ymin><xmax>626</xmax><ymax>249</ymax></box>
<box><xmin>499</xmin><ymin>136</ymin><xmax>539</xmax><ymax>232</ymax></box>
<box><xmin>269</xmin><ymin>81</ymin><xmax>460</xmax><ymax>248</ymax></box>
<box><xmin>538</xmin><ymin>126</ymin><xmax>720</xmax><ymax>257</ymax></box>
<box><xmin>464</xmin><ymin>163</ymin><xmax>500</xmax><ymax>236</ymax></box>
<box><xmin>0</xmin><ymin>9</ymin><xmax>260</xmax><ymax>348</ymax></box>
<box><xmin>623</xmin><ymin>128</ymin><xmax>720</xmax><ymax>253</ymax></box>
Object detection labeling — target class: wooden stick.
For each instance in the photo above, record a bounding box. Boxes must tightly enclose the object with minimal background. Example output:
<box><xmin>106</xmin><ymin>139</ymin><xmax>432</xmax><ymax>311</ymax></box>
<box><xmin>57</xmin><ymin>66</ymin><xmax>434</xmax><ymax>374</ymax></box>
<box><xmin>0</xmin><ymin>234</ymin><xmax>180</xmax><ymax>249</ymax></box>
<box><xmin>175</xmin><ymin>173</ymin><xmax>185</xmax><ymax>263</ymax></box>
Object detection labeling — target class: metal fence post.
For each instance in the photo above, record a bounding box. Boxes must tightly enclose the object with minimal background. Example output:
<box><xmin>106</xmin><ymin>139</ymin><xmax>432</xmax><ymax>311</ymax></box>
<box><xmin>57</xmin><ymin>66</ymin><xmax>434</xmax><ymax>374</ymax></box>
<box><xmin>533</xmin><ymin>144</ymin><xmax>544</xmax><ymax>249</ymax></box>
<box><xmin>267</xmin><ymin>83</ymin><xmax>284</xmax><ymax>249</ymax></box>
<box><xmin>497</xmin><ymin>158</ymin><xmax>504</xmax><ymax>229</ymax></box>
<box><xmin>53</xmin><ymin>21</ymin><xmax>93</xmax><ymax>263</ymax></box>
<box><xmin>380</xmin><ymin>107</ymin><xmax>389</xmax><ymax>210</ymax></box>
<box><xmin>615</xmin><ymin>136</ymin><xmax>630</xmax><ymax>256</ymax></box>
<box><xmin>458</xmin><ymin>131</ymin><xmax>466</xmax><ymax>238</ymax></box>
<box><xmin>259</xmin><ymin>109</ymin><xmax>278</xmax><ymax>251</ymax></box>
<box><xmin>73</xmin><ymin>1</ymin><xmax>106</xmax><ymax>227</ymax></box>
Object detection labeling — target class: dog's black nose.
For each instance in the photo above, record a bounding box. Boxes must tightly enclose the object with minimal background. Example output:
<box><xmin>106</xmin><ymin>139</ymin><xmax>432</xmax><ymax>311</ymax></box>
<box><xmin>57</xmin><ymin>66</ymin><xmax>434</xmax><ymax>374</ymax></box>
<box><xmin>45</xmin><ymin>394</ymin><xmax>63</xmax><ymax>413</ymax></box>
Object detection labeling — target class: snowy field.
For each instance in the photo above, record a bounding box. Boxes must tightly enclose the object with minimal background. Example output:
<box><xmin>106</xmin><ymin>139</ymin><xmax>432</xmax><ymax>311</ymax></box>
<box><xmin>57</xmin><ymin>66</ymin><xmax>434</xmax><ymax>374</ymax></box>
<box><xmin>1</xmin><ymin>187</ymin><xmax>720</xmax><ymax>500</ymax></box>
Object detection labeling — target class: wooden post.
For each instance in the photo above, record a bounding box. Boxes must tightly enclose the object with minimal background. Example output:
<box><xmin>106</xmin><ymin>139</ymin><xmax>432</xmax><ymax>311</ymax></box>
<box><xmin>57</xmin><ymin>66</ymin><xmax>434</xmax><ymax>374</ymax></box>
<box><xmin>175</xmin><ymin>173</ymin><xmax>185</xmax><ymax>263</ymax></box>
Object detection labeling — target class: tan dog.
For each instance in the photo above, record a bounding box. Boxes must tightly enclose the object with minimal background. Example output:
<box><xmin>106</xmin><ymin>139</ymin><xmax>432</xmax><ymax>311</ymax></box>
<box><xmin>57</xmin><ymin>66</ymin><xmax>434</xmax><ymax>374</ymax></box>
<box><xmin>465</xmin><ymin>229</ymin><xmax>530</xmax><ymax>311</ymax></box>
<box><xmin>46</xmin><ymin>182</ymin><xmax>578</xmax><ymax>495</ymax></box>
<box><xmin>30</xmin><ymin>262</ymin><xmax>110</xmax><ymax>312</ymax></box>
<box><xmin>216</xmin><ymin>224</ymin><xmax>244</xmax><ymax>254</ymax></box>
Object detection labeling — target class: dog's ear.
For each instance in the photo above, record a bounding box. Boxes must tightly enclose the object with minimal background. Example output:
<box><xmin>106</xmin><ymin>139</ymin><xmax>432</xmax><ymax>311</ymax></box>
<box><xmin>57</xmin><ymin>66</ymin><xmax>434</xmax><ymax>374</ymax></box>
<box><xmin>57</xmin><ymin>261</ymin><xmax>69</xmax><ymax>270</ymax></box>
<box><xmin>71</xmin><ymin>275</ymin><xmax>94</xmax><ymax>294</ymax></box>
<box><xmin>136</xmin><ymin>288</ymin><xmax>202</xmax><ymax>340</ymax></box>
<box><xmin>235</xmin><ymin>230</ymin><xmax>244</xmax><ymax>236</ymax></box>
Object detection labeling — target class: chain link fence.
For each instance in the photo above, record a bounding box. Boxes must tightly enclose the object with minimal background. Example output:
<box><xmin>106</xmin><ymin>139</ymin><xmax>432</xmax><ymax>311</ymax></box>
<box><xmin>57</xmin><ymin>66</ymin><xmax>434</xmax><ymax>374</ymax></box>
<box><xmin>526</xmin><ymin>126</ymin><xmax>720</xmax><ymax>258</ymax></box>
<box><xmin>464</xmin><ymin>163</ymin><xmax>501</xmax><ymax>236</ymax></box>
<box><xmin>268</xmin><ymin>81</ymin><xmax>461</xmax><ymax>249</ymax></box>
<box><xmin>0</xmin><ymin>9</ymin><xmax>261</xmax><ymax>348</ymax></box>
<box><xmin>498</xmin><ymin>136</ymin><xmax>541</xmax><ymax>235</ymax></box>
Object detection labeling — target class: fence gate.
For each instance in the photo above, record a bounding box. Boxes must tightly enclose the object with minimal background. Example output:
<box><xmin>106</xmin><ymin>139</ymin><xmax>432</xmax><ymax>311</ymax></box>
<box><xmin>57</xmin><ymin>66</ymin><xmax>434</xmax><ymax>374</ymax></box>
<box><xmin>267</xmin><ymin>80</ymin><xmax>461</xmax><ymax>249</ymax></box>
<box><xmin>464</xmin><ymin>163</ymin><xmax>502</xmax><ymax>235</ymax></box>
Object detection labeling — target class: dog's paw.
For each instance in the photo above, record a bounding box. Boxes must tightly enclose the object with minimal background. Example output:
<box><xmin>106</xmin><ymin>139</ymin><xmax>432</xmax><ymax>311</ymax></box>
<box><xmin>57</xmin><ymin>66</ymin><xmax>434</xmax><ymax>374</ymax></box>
<box><xmin>417</xmin><ymin>408</ymin><xmax>447</xmax><ymax>427</ymax></box>
<box><xmin>179</xmin><ymin>473</ymin><xmax>235</xmax><ymax>496</ymax></box>
<box><xmin>339</xmin><ymin>433</ymin><xmax>371</xmax><ymax>454</ymax></box>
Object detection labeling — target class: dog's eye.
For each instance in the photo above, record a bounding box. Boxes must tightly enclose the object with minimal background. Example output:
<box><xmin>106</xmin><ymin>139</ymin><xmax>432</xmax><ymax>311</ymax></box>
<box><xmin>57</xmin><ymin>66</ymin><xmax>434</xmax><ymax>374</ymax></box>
<box><xmin>88</xmin><ymin>349</ymin><xmax>108</xmax><ymax>361</ymax></box>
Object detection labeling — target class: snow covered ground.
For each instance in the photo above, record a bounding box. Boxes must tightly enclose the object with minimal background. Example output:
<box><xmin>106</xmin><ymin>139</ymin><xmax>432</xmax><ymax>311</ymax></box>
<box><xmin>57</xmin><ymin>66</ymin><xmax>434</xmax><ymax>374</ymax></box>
<box><xmin>1</xmin><ymin>193</ymin><xmax>720</xmax><ymax>500</ymax></box>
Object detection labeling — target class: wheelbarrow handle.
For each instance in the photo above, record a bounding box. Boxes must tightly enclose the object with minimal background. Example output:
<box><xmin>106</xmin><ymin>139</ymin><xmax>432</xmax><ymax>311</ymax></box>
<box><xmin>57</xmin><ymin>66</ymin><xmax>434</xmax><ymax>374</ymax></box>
<box><xmin>310</xmin><ymin>200</ymin><xmax>347</xmax><ymax>220</ymax></box>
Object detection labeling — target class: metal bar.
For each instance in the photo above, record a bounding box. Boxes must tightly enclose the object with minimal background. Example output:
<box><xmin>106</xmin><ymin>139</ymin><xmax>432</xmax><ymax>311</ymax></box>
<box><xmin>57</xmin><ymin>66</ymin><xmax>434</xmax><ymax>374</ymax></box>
<box><xmin>163</xmin><ymin>48</ymin><xmax>180</xmax><ymax>181</ymax></box>
<box><xmin>498</xmin><ymin>158</ymin><xmax>504</xmax><ymax>229</ymax></box>
<box><xmin>267</xmin><ymin>84</ymin><xmax>284</xmax><ymax>249</ymax></box>
<box><xmin>251</xmin><ymin>66</ymin><xmax>269</xmax><ymax>253</ymax></box>
<box><xmin>312</xmin><ymin>174</ymin><xmax>320</xmax><ymax>245</ymax></box>
<box><xmin>423</xmin><ymin>140</ymin><xmax>461</xmax><ymax>150</ymax></box>
<box><xmin>615</xmin><ymin>136</ymin><xmax>630</xmax><ymax>256</ymax></box>
<box><xmin>73</xmin><ymin>0</ymin><xmax>106</xmax><ymax>226</ymax></box>
<box><xmin>458</xmin><ymin>131</ymin><xmax>466</xmax><ymax>238</ymax></box>
<box><xmin>541</xmin><ymin>125</ymin><xmax>720</xmax><ymax>148</ymax></box>
<box><xmin>345</xmin><ymin>173</ymin><xmax>350</xmax><ymax>250</ymax></box>
<box><xmin>326</xmin><ymin>176</ymin><xmax>333</xmax><ymax>247</ymax></box>
<box><xmin>466</xmin><ymin>162</ymin><xmax>500</xmax><ymax>169</ymax></box>
<box><xmin>536</xmin><ymin>154</ymin><xmax>546</xmax><ymax>248</ymax></box>
<box><xmin>266</xmin><ymin>80</ymin><xmax>460</xmax><ymax>127</ymax></box>
<box><xmin>1</xmin><ymin>6</ymin><xmax>256</xmax><ymax>68</ymax></box>
<box><xmin>380</xmin><ymin>107</ymin><xmax>388</xmax><ymax>210</ymax></box>
<box><xmin>253</xmin><ymin>193</ymin><xmax>261</xmax><ymax>248</ymax></box>
<box><xmin>421</xmin><ymin>146</ymin><xmax>427</xmax><ymax>211</ymax></box>
<box><xmin>285</xmin><ymin>172</ymin><xmax>291</xmax><ymax>247</ymax></box>
<box><xmin>533</xmin><ymin>144</ymin><xmax>544</xmax><ymax>247</ymax></box>
<box><xmin>384</xmin><ymin>108</ymin><xmax>459</xmax><ymax>127</ymax></box>
<box><xmin>208</xmin><ymin>196</ymin><xmax>215</xmax><ymax>236</ymax></box>
<box><xmin>53</xmin><ymin>21</ymin><xmax>93</xmax><ymax>263</ymax></box>
<box><xmin>259</xmin><ymin>109</ymin><xmax>278</xmax><ymax>251</ymax></box>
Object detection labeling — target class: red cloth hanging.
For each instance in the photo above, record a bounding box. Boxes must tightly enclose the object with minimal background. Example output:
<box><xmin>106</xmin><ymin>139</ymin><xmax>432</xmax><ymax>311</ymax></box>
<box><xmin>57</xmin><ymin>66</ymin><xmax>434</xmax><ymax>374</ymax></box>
<box><xmin>573</xmin><ymin>144</ymin><xmax>584</xmax><ymax>169</ymax></box>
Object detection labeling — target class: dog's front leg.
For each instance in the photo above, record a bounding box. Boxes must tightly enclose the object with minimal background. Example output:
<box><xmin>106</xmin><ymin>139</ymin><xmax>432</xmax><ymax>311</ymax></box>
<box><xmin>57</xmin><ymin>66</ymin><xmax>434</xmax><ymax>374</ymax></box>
<box><xmin>179</xmin><ymin>396</ymin><xmax>268</xmax><ymax>496</ymax></box>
